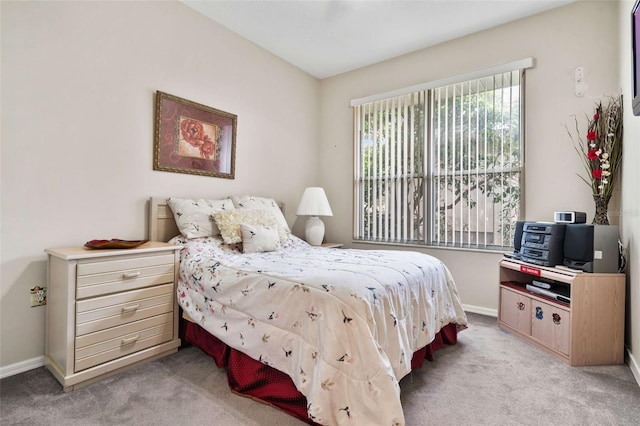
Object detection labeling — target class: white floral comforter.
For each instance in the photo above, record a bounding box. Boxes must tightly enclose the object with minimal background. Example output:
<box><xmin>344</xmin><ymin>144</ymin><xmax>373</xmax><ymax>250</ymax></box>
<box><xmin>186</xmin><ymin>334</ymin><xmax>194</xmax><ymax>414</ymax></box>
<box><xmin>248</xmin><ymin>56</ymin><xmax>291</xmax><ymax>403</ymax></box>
<box><xmin>173</xmin><ymin>235</ymin><xmax>468</xmax><ymax>426</ymax></box>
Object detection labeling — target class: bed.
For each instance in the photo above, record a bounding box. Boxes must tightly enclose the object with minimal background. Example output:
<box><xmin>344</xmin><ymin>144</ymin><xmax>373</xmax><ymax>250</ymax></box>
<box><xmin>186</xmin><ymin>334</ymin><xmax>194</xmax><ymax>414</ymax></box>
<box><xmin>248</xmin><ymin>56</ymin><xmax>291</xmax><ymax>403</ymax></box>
<box><xmin>149</xmin><ymin>196</ymin><xmax>468</xmax><ymax>426</ymax></box>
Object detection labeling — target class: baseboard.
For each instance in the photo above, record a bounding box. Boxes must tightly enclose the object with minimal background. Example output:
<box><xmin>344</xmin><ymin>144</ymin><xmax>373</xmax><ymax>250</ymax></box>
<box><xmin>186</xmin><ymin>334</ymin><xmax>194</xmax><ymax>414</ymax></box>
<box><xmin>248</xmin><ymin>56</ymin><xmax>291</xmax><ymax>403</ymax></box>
<box><xmin>627</xmin><ymin>347</ymin><xmax>640</xmax><ymax>387</ymax></box>
<box><xmin>0</xmin><ymin>307</ymin><xmax>493</xmax><ymax>380</ymax></box>
<box><xmin>0</xmin><ymin>356</ymin><xmax>44</xmax><ymax>379</ymax></box>
<box><xmin>463</xmin><ymin>303</ymin><xmax>497</xmax><ymax>317</ymax></box>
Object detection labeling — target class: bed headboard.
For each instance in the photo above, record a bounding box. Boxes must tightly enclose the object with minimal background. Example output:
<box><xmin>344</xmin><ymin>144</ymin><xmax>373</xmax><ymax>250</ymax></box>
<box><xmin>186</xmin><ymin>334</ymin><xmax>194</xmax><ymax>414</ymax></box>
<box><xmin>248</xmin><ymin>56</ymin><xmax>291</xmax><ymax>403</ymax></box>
<box><xmin>148</xmin><ymin>197</ymin><xmax>285</xmax><ymax>243</ymax></box>
<box><xmin>149</xmin><ymin>197</ymin><xmax>180</xmax><ymax>242</ymax></box>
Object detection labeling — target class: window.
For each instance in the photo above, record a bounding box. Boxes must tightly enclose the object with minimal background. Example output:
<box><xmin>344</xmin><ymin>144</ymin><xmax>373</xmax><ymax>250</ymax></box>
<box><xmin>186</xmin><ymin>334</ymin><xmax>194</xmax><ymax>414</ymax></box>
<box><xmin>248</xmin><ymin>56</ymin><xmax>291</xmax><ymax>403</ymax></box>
<box><xmin>352</xmin><ymin>59</ymin><xmax>531</xmax><ymax>250</ymax></box>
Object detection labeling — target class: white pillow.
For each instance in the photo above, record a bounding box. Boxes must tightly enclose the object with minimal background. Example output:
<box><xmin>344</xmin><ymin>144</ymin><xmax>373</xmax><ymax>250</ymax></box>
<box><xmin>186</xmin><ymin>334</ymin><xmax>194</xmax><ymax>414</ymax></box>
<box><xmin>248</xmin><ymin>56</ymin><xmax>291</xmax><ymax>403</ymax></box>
<box><xmin>213</xmin><ymin>209</ymin><xmax>279</xmax><ymax>244</ymax></box>
<box><xmin>231</xmin><ymin>195</ymin><xmax>290</xmax><ymax>238</ymax></box>
<box><xmin>167</xmin><ymin>197</ymin><xmax>234</xmax><ymax>239</ymax></box>
<box><xmin>240</xmin><ymin>223</ymin><xmax>281</xmax><ymax>253</ymax></box>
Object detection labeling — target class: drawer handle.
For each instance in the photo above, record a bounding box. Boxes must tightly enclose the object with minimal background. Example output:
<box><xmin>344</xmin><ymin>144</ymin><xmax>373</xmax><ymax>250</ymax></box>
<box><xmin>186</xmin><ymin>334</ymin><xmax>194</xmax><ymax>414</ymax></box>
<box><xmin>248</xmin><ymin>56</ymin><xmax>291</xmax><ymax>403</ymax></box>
<box><xmin>122</xmin><ymin>271</ymin><xmax>141</xmax><ymax>279</ymax></box>
<box><xmin>121</xmin><ymin>334</ymin><xmax>139</xmax><ymax>345</ymax></box>
<box><xmin>121</xmin><ymin>304</ymin><xmax>139</xmax><ymax>313</ymax></box>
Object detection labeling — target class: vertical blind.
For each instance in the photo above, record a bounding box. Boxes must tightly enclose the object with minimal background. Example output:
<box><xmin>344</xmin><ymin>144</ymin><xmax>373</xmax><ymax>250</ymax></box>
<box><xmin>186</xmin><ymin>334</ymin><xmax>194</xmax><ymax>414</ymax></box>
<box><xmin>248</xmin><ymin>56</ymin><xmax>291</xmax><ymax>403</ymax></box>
<box><xmin>353</xmin><ymin>61</ymin><xmax>528</xmax><ymax>249</ymax></box>
<box><xmin>354</xmin><ymin>92</ymin><xmax>426</xmax><ymax>243</ymax></box>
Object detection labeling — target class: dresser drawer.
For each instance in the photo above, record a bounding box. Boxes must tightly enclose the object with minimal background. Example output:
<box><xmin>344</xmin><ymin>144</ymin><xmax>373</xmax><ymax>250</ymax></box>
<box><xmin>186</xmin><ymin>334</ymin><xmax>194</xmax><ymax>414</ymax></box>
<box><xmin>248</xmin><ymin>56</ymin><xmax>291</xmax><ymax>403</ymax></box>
<box><xmin>76</xmin><ymin>253</ymin><xmax>175</xmax><ymax>299</ymax></box>
<box><xmin>75</xmin><ymin>313</ymin><xmax>174</xmax><ymax>372</ymax></box>
<box><xmin>76</xmin><ymin>284</ymin><xmax>174</xmax><ymax>336</ymax></box>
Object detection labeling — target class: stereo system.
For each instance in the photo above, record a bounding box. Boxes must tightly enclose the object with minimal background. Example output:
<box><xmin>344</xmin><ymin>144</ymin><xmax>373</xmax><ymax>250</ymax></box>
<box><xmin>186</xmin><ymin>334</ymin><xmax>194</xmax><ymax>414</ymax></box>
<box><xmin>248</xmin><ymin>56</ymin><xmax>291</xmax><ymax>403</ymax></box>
<box><xmin>520</xmin><ymin>222</ymin><xmax>566</xmax><ymax>267</ymax></box>
<box><xmin>509</xmin><ymin>218</ymin><xmax>619</xmax><ymax>273</ymax></box>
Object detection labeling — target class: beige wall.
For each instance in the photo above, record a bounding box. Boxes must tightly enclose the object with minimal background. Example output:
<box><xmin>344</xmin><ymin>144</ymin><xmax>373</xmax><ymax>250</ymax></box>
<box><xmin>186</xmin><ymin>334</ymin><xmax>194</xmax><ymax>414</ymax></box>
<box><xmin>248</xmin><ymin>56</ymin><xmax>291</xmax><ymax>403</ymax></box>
<box><xmin>618</xmin><ymin>0</ymin><xmax>640</xmax><ymax>383</ymax></box>
<box><xmin>319</xmin><ymin>3</ymin><xmax>622</xmax><ymax>313</ymax></box>
<box><xmin>319</xmin><ymin>0</ymin><xmax>639</xmax><ymax>378</ymax></box>
<box><xmin>0</xmin><ymin>1</ymin><xmax>319</xmax><ymax>369</ymax></box>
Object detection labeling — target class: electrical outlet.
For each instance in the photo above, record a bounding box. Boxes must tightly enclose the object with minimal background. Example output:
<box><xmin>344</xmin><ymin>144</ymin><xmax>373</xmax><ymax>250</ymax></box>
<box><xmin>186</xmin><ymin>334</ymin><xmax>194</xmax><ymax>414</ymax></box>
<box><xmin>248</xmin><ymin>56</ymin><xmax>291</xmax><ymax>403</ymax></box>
<box><xmin>30</xmin><ymin>286</ymin><xmax>46</xmax><ymax>307</ymax></box>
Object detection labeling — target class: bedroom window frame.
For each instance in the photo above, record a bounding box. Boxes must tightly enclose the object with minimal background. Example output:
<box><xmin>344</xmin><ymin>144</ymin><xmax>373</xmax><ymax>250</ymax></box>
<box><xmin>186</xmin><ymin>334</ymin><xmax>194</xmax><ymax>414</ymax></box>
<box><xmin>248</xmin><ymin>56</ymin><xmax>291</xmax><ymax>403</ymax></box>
<box><xmin>352</xmin><ymin>58</ymin><xmax>532</xmax><ymax>251</ymax></box>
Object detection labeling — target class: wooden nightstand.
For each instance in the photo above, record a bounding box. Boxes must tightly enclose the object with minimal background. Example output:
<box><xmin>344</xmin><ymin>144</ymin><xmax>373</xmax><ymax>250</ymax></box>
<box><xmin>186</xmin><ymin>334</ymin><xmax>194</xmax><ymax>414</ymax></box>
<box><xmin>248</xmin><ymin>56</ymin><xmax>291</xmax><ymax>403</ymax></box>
<box><xmin>321</xmin><ymin>242</ymin><xmax>344</xmax><ymax>248</ymax></box>
<box><xmin>44</xmin><ymin>242</ymin><xmax>182</xmax><ymax>391</ymax></box>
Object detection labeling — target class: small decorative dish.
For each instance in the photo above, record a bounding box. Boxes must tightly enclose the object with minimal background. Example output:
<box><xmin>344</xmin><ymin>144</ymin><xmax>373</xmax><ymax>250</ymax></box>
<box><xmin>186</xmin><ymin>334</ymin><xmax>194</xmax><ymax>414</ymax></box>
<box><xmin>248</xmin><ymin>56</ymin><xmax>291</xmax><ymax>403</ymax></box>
<box><xmin>84</xmin><ymin>239</ymin><xmax>148</xmax><ymax>249</ymax></box>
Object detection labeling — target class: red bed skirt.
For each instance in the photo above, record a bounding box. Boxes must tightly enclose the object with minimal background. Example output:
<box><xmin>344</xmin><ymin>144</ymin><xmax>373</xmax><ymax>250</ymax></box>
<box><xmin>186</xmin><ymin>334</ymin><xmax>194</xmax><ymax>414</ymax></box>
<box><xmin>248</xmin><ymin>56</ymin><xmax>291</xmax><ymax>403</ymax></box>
<box><xmin>183</xmin><ymin>319</ymin><xmax>458</xmax><ymax>425</ymax></box>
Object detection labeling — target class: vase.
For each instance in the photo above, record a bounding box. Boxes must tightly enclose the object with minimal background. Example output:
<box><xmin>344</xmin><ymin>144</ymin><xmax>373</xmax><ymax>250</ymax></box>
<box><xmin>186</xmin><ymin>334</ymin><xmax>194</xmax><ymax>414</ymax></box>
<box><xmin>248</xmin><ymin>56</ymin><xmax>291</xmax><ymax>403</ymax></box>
<box><xmin>592</xmin><ymin>194</ymin><xmax>611</xmax><ymax>225</ymax></box>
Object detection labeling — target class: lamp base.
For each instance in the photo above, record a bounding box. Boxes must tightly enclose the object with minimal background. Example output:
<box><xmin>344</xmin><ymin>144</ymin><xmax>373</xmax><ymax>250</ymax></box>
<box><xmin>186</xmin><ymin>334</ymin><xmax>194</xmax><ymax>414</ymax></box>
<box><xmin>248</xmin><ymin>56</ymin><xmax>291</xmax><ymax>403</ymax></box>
<box><xmin>305</xmin><ymin>216</ymin><xmax>325</xmax><ymax>246</ymax></box>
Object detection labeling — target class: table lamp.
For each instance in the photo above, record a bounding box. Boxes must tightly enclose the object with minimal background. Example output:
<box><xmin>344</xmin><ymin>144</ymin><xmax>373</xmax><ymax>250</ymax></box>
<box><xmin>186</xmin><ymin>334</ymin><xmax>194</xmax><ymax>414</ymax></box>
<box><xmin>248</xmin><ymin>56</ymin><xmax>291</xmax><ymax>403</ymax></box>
<box><xmin>296</xmin><ymin>187</ymin><xmax>333</xmax><ymax>245</ymax></box>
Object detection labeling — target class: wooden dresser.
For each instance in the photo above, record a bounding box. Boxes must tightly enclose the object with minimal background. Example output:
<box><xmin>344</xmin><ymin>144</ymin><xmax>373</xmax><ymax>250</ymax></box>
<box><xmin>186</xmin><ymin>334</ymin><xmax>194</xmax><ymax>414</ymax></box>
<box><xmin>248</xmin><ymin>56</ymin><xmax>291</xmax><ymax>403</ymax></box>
<box><xmin>44</xmin><ymin>242</ymin><xmax>181</xmax><ymax>391</ymax></box>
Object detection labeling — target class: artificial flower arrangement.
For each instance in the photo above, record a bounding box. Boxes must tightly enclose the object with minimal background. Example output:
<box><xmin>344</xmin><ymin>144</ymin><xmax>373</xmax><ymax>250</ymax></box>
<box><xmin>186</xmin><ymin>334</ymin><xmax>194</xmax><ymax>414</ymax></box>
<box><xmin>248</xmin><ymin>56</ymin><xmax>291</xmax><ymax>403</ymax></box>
<box><xmin>568</xmin><ymin>94</ymin><xmax>623</xmax><ymax>224</ymax></box>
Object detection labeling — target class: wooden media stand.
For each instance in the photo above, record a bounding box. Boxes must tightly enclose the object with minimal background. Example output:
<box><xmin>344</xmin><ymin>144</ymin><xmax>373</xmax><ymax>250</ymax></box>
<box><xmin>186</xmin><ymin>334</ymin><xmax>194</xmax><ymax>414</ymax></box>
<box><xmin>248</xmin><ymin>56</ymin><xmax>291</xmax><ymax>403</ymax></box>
<box><xmin>498</xmin><ymin>258</ymin><xmax>625</xmax><ymax>366</ymax></box>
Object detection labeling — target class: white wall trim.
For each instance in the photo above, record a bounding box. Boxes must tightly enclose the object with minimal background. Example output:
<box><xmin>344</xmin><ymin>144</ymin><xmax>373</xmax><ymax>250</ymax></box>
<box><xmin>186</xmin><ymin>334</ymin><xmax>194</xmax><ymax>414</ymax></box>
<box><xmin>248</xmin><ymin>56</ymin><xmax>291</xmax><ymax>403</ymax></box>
<box><xmin>463</xmin><ymin>304</ymin><xmax>498</xmax><ymax>317</ymax></box>
<box><xmin>0</xmin><ymin>356</ymin><xmax>44</xmax><ymax>379</ymax></box>
<box><xmin>627</xmin><ymin>348</ymin><xmax>640</xmax><ymax>388</ymax></box>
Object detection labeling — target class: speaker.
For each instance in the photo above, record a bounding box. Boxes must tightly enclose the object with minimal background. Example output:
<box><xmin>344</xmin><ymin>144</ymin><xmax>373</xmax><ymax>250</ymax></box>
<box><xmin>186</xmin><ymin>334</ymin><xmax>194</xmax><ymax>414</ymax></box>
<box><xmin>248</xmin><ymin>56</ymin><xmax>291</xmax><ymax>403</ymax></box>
<box><xmin>563</xmin><ymin>224</ymin><xmax>619</xmax><ymax>273</ymax></box>
<box><xmin>514</xmin><ymin>220</ymin><xmax>525</xmax><ymax>253</ymax></box>
<box><xmin>563</xmin><ymin>224</ymin><xmax>594</xmax><ymax>263</ymax></box>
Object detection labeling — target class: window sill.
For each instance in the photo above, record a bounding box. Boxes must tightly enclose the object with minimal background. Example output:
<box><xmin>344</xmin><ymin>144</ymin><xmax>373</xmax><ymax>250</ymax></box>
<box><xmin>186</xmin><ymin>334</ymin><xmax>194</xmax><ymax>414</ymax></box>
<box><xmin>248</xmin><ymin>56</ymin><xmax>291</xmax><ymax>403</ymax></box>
<box><xmin>351</xmin><ymin>239</ymin><xmax>510</xmax><ymax>255</ymax></box>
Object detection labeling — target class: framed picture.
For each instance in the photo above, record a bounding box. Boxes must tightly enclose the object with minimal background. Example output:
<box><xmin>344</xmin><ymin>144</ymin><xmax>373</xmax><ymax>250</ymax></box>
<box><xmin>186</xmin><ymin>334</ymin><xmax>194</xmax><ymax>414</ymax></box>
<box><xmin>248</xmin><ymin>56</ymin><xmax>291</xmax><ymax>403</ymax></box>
<box><xmin>154</xmin><ymin>91</ymin><xmax>237</xmax><ymax>179</ymax></box>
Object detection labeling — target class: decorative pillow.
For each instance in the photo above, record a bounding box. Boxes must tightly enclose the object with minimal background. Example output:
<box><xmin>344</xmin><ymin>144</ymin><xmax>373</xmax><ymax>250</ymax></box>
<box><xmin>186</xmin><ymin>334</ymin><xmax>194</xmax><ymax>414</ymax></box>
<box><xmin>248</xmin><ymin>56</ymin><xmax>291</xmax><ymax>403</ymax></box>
<box><xmin>231</xmin><ymin>195</ymin><xmax>291</xmax><ymax>240</ymax></box>
<box><xmin>167</xmin><ymin>197</ymin><xmax>234</xmax><ymax>239</ymax></box>
<box><xmin>240</xmin><ymin>223</ymin><xmax>281</xmax><ymax>253</ymax></box>
<box><xmin>213</xmin><ymin>209</ymin><xmax>279</xmax><ymax>244</ymax></box>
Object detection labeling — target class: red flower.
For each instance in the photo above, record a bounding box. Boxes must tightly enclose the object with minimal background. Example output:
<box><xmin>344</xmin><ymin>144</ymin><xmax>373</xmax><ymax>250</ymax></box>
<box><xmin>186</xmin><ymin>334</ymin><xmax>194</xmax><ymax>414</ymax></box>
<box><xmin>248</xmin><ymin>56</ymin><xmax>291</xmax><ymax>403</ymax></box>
<box><xmin>592</xmin><ymin>169</ymin><xmax>603</xmax><ymax>179</ymax></box>
<box><xmin>587</xmin><ymin>149</ymin><xmax>599</xmax><ymax>160</ymax></box>
<box><xmin>593</xmin><ymin>113</ymin><xmax>600</xmax><ymax>120</ymax></box>
<box><xmin>199</xmin><ymin>140</ymin><xmax>216</xmax><ymax>160</ymax></box>
<box><xmin>180</xmin><ymin>119</ymin><xmax>206</xmax><ymax>147</ymax></box>
<box><xmin>586</xmin><ymin>131</ymin><xmax>598</xmax><ymax>141</ymax></box>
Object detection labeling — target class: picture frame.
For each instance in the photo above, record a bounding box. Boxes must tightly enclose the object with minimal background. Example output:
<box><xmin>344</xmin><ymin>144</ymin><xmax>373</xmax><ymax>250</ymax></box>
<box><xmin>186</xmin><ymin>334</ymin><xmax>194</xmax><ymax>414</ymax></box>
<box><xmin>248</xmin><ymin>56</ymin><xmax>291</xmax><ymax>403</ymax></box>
<box><xmin>154</xmin><ymin>91</ymin><xmax>237</xmax><ymax>179</ymax></box>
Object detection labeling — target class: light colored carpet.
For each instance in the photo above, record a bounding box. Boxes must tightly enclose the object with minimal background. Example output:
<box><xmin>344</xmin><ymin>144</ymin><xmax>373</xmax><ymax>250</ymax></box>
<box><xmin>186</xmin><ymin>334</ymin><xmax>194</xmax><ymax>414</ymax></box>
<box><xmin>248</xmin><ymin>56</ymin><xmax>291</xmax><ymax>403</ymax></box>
<box><xmin>2</xmin><ymin>313</ymin><xmax>639</xmax><ymax>425</ymax></box>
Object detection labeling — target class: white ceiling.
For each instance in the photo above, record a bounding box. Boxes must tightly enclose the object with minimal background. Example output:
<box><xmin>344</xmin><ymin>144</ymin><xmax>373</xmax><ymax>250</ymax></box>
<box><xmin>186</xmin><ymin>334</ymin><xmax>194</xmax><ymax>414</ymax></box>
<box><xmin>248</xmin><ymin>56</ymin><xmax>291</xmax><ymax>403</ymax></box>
<box><xmin>182</xmin><ymin>0</ymin><xmax>576</xmax><ymax>79</ymax></box>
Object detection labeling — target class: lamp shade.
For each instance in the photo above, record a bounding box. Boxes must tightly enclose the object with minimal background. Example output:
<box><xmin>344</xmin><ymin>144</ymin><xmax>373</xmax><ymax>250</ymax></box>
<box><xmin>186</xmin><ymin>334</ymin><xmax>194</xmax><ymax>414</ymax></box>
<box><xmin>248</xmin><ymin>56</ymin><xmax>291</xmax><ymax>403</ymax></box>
<box><xmin>295</xmin><ymin>187</ymin><xmax>333</xmax><ymax>217</ymax></box>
